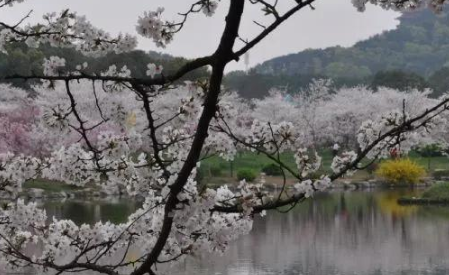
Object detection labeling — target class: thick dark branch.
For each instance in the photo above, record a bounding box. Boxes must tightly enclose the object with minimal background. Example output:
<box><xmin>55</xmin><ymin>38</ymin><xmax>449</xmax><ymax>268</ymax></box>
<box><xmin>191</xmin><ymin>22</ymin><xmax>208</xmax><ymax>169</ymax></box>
<box><xmin>131</xmin><ymin>1</ymin><xmax>246</xmax><ymax>274</ymax></box>
<box><xmin>4</xmin><ymin>56</ymin><xmax>212</xmax><ymax>87</ymax></box>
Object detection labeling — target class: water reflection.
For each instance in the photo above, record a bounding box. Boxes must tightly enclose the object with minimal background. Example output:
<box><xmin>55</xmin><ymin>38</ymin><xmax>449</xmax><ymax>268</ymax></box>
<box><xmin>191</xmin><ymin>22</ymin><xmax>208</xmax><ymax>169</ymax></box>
<box><xmin>171</xmin><ymin>190</ymin><xmax>449</xmax><ymax>275</ymax></box>
<box><xmin>39</xmin><ymin>198</ymin><xmax>141</xmax><ymax>224</ymax></box>
<box><xmin>8</xmin><ymin>190</ymin><xmax>449</xmax><ymax>275</ymax></box>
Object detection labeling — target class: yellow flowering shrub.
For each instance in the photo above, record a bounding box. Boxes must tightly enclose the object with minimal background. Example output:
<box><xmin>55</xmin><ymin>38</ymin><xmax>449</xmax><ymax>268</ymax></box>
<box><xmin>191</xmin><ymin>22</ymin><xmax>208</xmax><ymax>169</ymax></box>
<box><xmin>375</xmin><ymin>158</ymin><xmax>426</xmax><ymax>184</ymax></box>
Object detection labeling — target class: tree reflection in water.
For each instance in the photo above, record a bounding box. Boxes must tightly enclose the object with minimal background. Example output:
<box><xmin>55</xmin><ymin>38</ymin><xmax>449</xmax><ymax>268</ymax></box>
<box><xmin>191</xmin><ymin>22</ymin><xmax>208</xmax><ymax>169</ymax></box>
<box><xmin>7</xmin><ymin>190</ymin><xmax>449</xmax><ymax>275</ymax></box>
<box><xmin>171</xmin><ymin>190</ymin><xmax>449</xmax><ymax>275</ymax></box>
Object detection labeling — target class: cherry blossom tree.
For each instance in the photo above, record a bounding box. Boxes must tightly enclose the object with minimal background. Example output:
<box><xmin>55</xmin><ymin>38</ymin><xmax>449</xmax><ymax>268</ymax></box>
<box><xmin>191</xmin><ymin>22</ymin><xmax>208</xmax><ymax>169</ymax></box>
<box><xmin>315</xmin><ymin>85</ymin><xmax>441</xmax><ymax>149</ymax></box>
<box><xmin>0</xmin><ymin>1</ymin><xmax>449</xmax><ymax>275</ymax></box>
<box><xmin>0</xmin><ymin>84</ymin><xmax>52</xmax><ymax>156</ymax></box>
<box><xmin>251</xmin><ymin>81</ymin><xmax>445</xmax><ymax>150</ymax></box>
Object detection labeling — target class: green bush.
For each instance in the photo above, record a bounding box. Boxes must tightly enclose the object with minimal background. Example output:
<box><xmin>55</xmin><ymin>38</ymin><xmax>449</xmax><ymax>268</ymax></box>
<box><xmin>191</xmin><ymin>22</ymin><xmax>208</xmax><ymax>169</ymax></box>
<box><xmin>416</xmin><ymin>144</ymin><xmax>444</xmax><ymax>157</ymax></box>
<box><xmin>237</xmin><ymin>169</ymin><xmax>257</xmax><ymax>182</ymax></box>
<box><xmin>261</xmin><ymin>163</ymin><xmax>283</xmax><ymax>176</ymax></box>
<box><xmin>209</xmin><ymin>165</ymin><xmax>222</xmax><ymax>177</ymax></box>
<box><xmin>422</xmin><ymin>182</ymin><xmax>449</xmax><ymax>200</ymax></box>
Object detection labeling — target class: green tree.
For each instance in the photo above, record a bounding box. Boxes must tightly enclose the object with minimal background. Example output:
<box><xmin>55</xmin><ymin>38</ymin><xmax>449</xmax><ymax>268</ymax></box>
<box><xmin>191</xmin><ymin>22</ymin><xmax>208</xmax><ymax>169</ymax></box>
<box><xmin>428</xmin><ymin>66</ymin><xmax>449</xmax><ymax>97</ymax></box>
<box><xmin>371</xmin><ymin>70</ymin><xmax>428</xmax><ymax>91</ymax></box>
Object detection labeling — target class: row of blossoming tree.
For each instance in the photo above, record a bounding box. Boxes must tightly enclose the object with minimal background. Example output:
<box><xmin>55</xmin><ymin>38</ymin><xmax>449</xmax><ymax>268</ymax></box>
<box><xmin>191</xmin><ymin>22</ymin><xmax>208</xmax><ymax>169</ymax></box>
<box><xmin>0</xmin><ymin>0</ymin><xmax>449</xmax><ymax>274</ymax></box>
<box><xmin>1</xmin><ymin>81</ymin><xmax>447</xmax><ymax>158</ymax></box>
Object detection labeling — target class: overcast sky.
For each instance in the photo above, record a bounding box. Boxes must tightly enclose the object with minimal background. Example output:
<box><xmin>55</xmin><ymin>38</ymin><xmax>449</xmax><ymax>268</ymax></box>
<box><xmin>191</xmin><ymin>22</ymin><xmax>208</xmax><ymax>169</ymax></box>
<box><xmin>0</xmin><ymin>0</ymin><xmax>400</xmax><ymax>71</ymax></box>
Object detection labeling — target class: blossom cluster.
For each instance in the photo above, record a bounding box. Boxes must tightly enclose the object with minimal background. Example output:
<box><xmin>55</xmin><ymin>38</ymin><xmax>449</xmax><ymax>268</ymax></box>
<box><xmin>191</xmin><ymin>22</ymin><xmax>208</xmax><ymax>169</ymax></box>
<box><xmin>202</xmin><ymin>1</ymin><xmax>219</xmax><ymax>16</ymax></box>
<box><xmin>1</xmin><ymin>0</ymin><xmax>26</xmax><ymax>7</ymax></box>
<box><xmin>1</xmin><ymin>10</ymin><xmax>137</xmax><ymax>56</ymax></box>
<box><xmin>101</xmin><ymin>65</ymin><xmax>132</xmax><ymax>92</ymax></box>
<box><xmin>294</xmin><ymin>148</ymin><xmax>322</xmax><ymax>178</ymax></box>
<box><xmin>351</xmin><ymin>0</ymin><xmax>445</xmax><ymax>12</ymax></box>
<box><xmin>294</xmin><ymin>176</ymin><xmax>332</xmax><ymax>198</ymax></box>
<box><xmin>0</xmin><ymin>153</ymin><xmax>40</xmax><ymax>195</ymax></box>
<box><xmin>42</xmin><ymin>56</ymin><xmax>66</xmax><ymax>76</ymax></box>
<box><xmin>136</xmin><ymin>2</ymin><xmax>219</xmax><ymax>47</ymax></box>
<box><xmin>356</xmin><ymin>109</ymin><xmax>441</xmax><ymax>159</ymax></box>
<box><xmin>331</xmin><ymin>151</ymin><xmax>358</xmax><ymax>175</ymax></box>
<box><xmin>146</xmin><ymin>63</ymin><xmax>164</xmax><ymax>78</ymax></box>
<box><xmin>136</xmin><ymin>8</ymin><xmax>174</xmax><ymax>48</ymax></box>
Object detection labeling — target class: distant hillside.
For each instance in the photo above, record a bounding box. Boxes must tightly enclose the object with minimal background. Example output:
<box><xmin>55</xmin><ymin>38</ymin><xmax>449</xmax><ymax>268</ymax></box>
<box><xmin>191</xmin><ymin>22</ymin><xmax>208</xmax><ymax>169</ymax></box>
<box><xmin>254</xmin><ymin>8</ymin><xmax>449</xmax><ymax>78</ymax></box>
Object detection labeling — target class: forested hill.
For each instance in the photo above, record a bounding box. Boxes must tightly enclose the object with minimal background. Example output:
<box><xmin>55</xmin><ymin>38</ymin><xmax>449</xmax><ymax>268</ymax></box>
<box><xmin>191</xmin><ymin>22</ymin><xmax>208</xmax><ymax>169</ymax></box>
<box><xmin>254</xmin><ymin>8</ymin><xmax>449</xmax><ymax>79</ymax></box>
<box><xmin>0</xmin><ymin>44</ymin><xmax>208</xmax><ymax>88</ymax></box>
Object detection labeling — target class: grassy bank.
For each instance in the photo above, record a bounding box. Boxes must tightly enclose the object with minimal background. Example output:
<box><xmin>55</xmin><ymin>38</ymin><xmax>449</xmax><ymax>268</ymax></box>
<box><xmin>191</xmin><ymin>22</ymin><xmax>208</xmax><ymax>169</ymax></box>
<box><xmin>20</xmin><ymin>150</ymin><xmax>449</xmax><ymax>193</ymax></box>
<box><xmin>201</xmin><ymin>149</ymin><xmax>449</xmax><ymax>184</ymax></box>
<box><xmin>398</xmin><ymin>182</ymin><xmax>449</xmax><ymax>205</ymax></box>
<box><xmin>23</xmin><ymin>179</ymin><xmax>81</xmax><ymax>192</ymax></box>
<box><xmin>421</xmin><ymin>182</ymin><xmax>449</xmax><ymax>200</ymax></box>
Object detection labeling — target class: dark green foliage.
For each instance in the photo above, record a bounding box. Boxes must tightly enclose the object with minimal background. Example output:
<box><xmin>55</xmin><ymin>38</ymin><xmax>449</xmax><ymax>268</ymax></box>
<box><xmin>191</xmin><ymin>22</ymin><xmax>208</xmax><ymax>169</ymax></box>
<box><xmin>0</xmin><ymin>42</ymin><xmax>209</xmax><ymax>89</ymax></box>
<box><xmin>224</xmin><ymin>70</ymin><xmax>370</xmax><ymax>99</ymax></box>
<box><xmin>209</xmin><ymin>165</ymin><xmax>222</xmax><ymax>177</ymax></box>
<box><xmin>428</xmin><ymin>66</ymin><xmax>449</xmax><ymax>97</ymax></box>
<box><xmin>23</xmin><ymin>179</ymin><xmax>81</xmax><ymax>192</ymax></box>
<box><xmin>237</xmin><ymin>169</ymin><xmax>257</xmax><ymax>182</ymax></box>
<box><xmin>223</xmin><ymin>70</ymin><xmax>327</xmax><ymax>98</ymax></box>
<box><xmin>416</xmin><ymin>144</ymin><xmax>444</xmax><ymax>157</ymax></box>
<box><xmin>0</xmin><ymin>44</ymin><xmax>45</xmax><ymax>88</ymax></box>
<box><xmin>261</xmin><ymin>163</ymin><xmax>283</xmax><ymax>176</ymax></box>
<box><xmin>371</xmin><ymin>70</ymin><xmax>428</xmax><ymax>91</ymax></box>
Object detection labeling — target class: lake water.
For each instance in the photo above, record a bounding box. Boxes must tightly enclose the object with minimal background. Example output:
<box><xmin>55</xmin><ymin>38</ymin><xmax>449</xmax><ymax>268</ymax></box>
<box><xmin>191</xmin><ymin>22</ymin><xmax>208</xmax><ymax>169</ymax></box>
<box><xmin>9</xmin><ymin>189</ymin><xmax>449</xmax><ymax>275</ymax></box>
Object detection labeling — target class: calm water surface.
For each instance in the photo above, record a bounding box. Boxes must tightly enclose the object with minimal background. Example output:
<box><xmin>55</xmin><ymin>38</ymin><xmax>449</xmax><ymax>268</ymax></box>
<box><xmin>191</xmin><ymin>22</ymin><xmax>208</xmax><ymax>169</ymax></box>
<box><xmin>12</xmin><ymin>189</ymin><xmax>449</xmax><ymax>275</ymax></box>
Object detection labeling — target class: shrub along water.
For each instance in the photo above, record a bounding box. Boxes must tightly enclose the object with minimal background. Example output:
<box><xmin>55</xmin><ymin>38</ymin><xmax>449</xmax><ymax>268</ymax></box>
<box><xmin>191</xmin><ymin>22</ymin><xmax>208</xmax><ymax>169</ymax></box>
<box><xmin>261</xmin><ymin>163</ymin><xmax>283</xmax><ymax>176</ymax></box>
<box><xmin>422</xmin><ymin>182</ymin><xmax>449</xmax><ymax>200</ymax></box>
<box><xmin>237</xmin><ymin>169</ymin><xmax>257</xmax><ymax>182</ymax></box>
<box><xmin>376</xmin><ymin>158</ymin><xmax>426</xmax><ymax>185</ymax></box>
